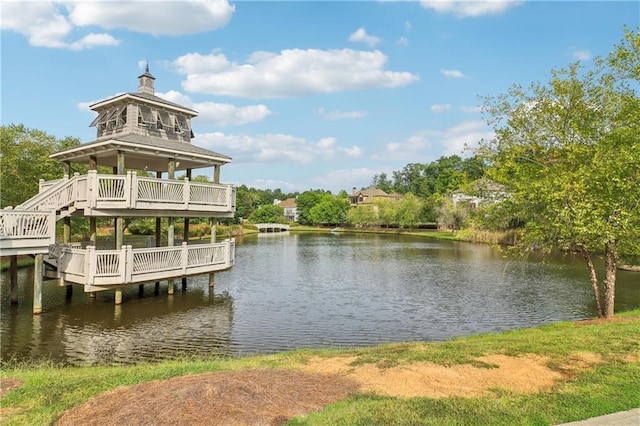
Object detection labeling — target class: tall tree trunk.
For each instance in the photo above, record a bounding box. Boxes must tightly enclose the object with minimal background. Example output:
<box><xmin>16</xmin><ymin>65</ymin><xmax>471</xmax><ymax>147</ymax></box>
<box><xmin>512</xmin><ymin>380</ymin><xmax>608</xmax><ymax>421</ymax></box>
<box><xmin>582</xmin><ymin>248</ymin><xmax>604</xmax><ymax>318</ymax></box>
<box><xmin>603</xmin><ymin>240</ymin><xmax>618</xmax><ymax>318</ymax></box>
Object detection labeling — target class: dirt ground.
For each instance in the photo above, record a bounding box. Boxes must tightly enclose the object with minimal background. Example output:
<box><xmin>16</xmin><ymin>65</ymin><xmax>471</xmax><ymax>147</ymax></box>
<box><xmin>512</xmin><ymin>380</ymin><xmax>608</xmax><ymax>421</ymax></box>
<box><xmin>2</xmin><ymin>352</ymin><xmax>607</xmax><ymax>425</ymax></box>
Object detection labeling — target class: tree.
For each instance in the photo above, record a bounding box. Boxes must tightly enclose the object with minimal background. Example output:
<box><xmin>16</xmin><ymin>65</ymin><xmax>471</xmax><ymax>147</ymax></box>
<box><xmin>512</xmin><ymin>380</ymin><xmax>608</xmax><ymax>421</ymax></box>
<box><xmin>296</xmin><ymin>190</ymin><xmax>332</xmax><ymax>225</ymax></box>
<box><xmin>248</xmin><ymin>204</ymin><xmax>285</xmax><ymax>223</ymax></box>
<box><xmin>477</xmin><ymin>28</ymin><xmax>640</xmax><ymax>318</ymax></box>
<box><xmin>1</xmin><ymin>124</ymin><xmax>81</xmax><ymax>208</ymax></box>
<box><xmin>395</xmin><ymin>193</ymin><xmax>426</xmax><ymax>228</ymax></box>
<box><xmin>437</xmin><ymin>197</ymin><xmax>468</xmax><ymax>233</ymax></box>
<box><xmin>371</xmin><ymin>172</ymin><xmax>393</xmax><ymax>193</ymax></box>
<box><xmin>308</xmin><ymin>197</ymin><xmax>349</xmax><ymax>225</ymax></box>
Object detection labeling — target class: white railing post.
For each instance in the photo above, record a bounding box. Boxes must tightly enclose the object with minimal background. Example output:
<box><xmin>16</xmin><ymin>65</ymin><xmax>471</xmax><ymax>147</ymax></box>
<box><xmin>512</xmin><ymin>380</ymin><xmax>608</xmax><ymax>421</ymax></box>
<box><xmin>38</xmin><ymin>179</ymin><xmax>45</xmax><ymax>194</ymax></box>
<box><xmin>181</xmin><ymin>242</ymin><xmax>188</xmax><ymax>274</ymax></box>
<box><xmin>125</xmin><ymin>171</ymin><xmax>133</xmax><ymax>208</ymax></box>
<box><xmin>47</xmin><ymin>211</ymin><xmax>56</xmax><ymax>245</ymax></box>
<box><xmin>130</xmin><ymin>171</ymin><xmax>138</xmax><ymax>209</ymax></box>
<box><xmin>86</xmin><ymin>246</ymin><xmax>96</xmax><ymax>285</ymax></box>
<box><xmin>87</xmin><ymin>170</ymin><xmax>98</xmax><ymax>208</ymax></box>
<box><xmin>184</xmin><ymin>177</ymin><xmax>190</xmax><ymax>209</ymax></box>
<box><xmin>118</xmin><ymin>245</ymin><xmax>127</xmax><ymax>283</ymax></box>
<box><xmin>125</xmin><ymin>245</ymin><xmax>133</xmax><ymax>283</ymax></box>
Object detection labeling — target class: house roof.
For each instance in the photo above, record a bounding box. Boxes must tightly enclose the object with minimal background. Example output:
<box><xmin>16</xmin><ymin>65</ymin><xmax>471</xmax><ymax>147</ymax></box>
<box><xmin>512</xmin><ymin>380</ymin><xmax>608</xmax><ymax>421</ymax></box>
<box><xmin>356</xmin><ymin>187</ymin><xmax>389</xmax><ymax>197</ymax></box>
<box><xmin>278</xmin><ymin>198</ymin><xmax>297</xmax><ymax>208</ymax></box>
<box><xmin>89</xmin><ymin>92</ymin><xmax>198</xmax><ymax>116</ymax></box>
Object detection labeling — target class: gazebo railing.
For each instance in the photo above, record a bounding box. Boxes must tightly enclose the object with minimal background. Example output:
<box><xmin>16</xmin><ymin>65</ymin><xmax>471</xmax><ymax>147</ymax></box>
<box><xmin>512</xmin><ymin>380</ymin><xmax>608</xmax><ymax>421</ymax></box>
<box><xmin>26</xmin><ymin>170</ymin><xmax>235</xmax><ymax>214</ymax></box>
<box><xmin>55</xmin><ymin>240</ymin><xmax>235</xmax><ymax>286</ymax></box>
<box><xmin>0</xmin><ymin>210</ymin><xmax>57</xmax><ymax>255</ymax></box>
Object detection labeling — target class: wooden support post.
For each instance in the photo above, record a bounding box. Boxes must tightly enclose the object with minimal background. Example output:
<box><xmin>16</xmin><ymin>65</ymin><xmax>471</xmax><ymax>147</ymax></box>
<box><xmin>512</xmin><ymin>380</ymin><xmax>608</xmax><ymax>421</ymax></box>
<box><xmin>154</xmin><ymin>282</ymin><xmax>160</xmax><ymax>295</ymax></box>
<box><xmin>138</xmin><ymin>284</ymin><xmax>144</xmax><ymax>297</ymax></box>
<box><xmin>66</xmin><ymin>285</ymin><xmax>73</xmax><ymax>299</ymax></box>
<box><xmin>63</xmin><ymin>217</ymin><xmax>71</xmax><ymax>244</ymax></box>
<box><xmin>115</xmin><ymin>289</ymin><xmax>123</xmax><ymax>305</ymax></box>
<box><xmin>182</xmin><ymin>277</ymin><xmax>187</xmax><ymax>291</ymax></box>
<box><xmin>90</xmin><ymin>292</ymin><xmax>96</xmax><ymax>299</ymax></box>
<box><xmin>208</xmin><ymin>272</ymin><xmax>215</xmax><ymax>289</ymax></box>
<box><xmin>63</xmin><ymin>161</ymin><xmax>71</xmax><ymax>176</ymax></box>
<box><xmin>33</xmin><ymin>254</ymin><xmax>43</xmax><ymax>315</ymax></box>
<box><xmin>213</xmin><ymin>164</ymin><xmax>220</xmax><ymax>184</ymax></box>
<box><xmin>89</xmin><ymin>217</ymin><xmax>97</xmax><ymax>246</ymax></box>
<box><xmin>10</xmin><ymin>256</ymin><xmax>18</xmax><ymax>304</ymax></box>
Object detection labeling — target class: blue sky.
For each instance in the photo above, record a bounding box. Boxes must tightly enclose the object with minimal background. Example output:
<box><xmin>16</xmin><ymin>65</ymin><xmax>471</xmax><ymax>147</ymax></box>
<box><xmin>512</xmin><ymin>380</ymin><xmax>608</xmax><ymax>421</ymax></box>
<box><xmin>2</xmin><ymin>1</ymin><xmax>638</xmax><ymax>194</ymax></box>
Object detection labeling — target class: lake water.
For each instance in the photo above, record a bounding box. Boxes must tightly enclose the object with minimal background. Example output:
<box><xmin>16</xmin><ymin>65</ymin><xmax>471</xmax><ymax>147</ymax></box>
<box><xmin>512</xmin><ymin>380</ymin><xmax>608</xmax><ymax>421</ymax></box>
<box><xmin>2</xmin><ymin>233</ymin><xmax>638</xmax><ymax>366</ymax></box>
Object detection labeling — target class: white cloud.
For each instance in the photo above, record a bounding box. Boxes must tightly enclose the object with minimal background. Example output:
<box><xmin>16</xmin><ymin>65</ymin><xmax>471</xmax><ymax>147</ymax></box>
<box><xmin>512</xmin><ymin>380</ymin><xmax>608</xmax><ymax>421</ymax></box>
<box><xmin>348</xmin><ymin>27</ymin><xmax>382</xmax><ymax>47</ymax></box>
<box><xmin>441</xmin><ymin>68</ymin><xmax>467</xmax><ymax>79</ymax></box>
<box><xmin>373</xmin><ymin>120</ymin><xmax>492</xmax><ymax>162</ymax></box>
<box><xmin>195</xmin><ymin>132</ymin><xmax>363</xmax><ymax>165</ymax></box>
<box><xmin>173</xmin><ymin>52</ymin><xmax>230</xmax><ymax>74</ymax></box>
<box><xmin>431</xmin><ymin>104</ymin><xmax>451</xmax><ymax>113</ymax></box>
<box><xmin>68</xmin><ymin>0</ymin><xmax>234</xmax><ymax>35</ymax></box>
<box><xmin>159</xmin><ymin>91</ymin><xmax>272</xmax><ymax>126</ymax></box>
<box><xmin>570</xmin><ymin>48</ymin><xmax>592</xmax><ymax>61</ymax></box>
<box><xmin>396</xmin><ymin>36</ymin><xmax>409</xmax><ymax>47</ymax></box>
<box><xmin>318</xmin><ymin>108</ymin><xmax>367</xmax><ymax>120</ymax></box>
<box><xmin>177</xmin><ymin>49</ymin><xmax>418</xmax><ymax>98</ymax></box>
<box><xmin>437</xmin><ymin>120</ymin><xmax>494</xmax><ymax>155</ymax></box>
<box><xmin>1</xmin><ymin>0</ymin><xmax>234</xmax><ymax>49</ymax></box>
<box><xmin>405</xmin><ymin>20</ymin><xmax>413</xmax><ymax>31</ymax></box>
<box><xmin>420</xmin><ymin>1</ymin><xmax>524</xmax><ymax>17</ymax></box>
<box><xmin>372</xmin><ymin>134</ymin><xmax>432</xmax><ymax>162</ymax></box>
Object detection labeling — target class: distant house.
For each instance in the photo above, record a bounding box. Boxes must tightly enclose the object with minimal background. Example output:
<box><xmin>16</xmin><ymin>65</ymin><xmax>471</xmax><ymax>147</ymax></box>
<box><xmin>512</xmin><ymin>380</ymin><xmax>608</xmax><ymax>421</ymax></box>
<box><xmin>349</xmin><ymin>187</ymin><xmax>402</xmax><ymax>207</ymax></box>
<box><xmin>452</xmin><ymin>178</ymin><xmax>508</xmax><ymax>208</ymax></box>
<box><xmin>277</xmin><ymin>197</ymin><xmax>298</xmax><ymax>222</ymax></box>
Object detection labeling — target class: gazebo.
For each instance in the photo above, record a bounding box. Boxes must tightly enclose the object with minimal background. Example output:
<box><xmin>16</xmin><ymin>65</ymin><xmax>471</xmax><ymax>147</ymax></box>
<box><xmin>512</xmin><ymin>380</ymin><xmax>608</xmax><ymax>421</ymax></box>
<box><xmin>1</xmin><ymin>67</ymin><xmax>237</xmax><ymax>312</ymax></box>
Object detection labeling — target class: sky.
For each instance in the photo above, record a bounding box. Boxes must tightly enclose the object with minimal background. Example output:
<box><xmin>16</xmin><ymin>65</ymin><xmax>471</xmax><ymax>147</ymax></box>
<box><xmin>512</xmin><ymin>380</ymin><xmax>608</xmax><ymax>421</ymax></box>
<box><xmin>2</xmin><ymin>1</ymin><xmax>638</xmax><ymax>194</ymax></box>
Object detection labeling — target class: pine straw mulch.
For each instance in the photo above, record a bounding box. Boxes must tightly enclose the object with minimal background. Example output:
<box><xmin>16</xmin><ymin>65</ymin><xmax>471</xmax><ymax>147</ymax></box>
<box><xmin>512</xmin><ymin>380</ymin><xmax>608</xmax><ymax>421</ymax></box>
<box><xmin>55</xmin><ymin>369</ymin><xmax>359</xmax><ymax>426</ymax></box>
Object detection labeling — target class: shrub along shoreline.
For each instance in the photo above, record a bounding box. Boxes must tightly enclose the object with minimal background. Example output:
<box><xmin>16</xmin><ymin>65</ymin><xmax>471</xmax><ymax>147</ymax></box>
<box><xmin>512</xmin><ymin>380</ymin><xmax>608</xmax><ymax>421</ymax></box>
<box><xmin>1</xmin><ymin>309</ymin><xmax>639</xmax><ymax>425</ymax></box>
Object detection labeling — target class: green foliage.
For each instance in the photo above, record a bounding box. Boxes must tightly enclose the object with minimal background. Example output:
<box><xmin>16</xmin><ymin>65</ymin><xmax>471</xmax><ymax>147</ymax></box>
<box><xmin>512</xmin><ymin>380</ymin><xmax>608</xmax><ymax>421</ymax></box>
<box><xmin>248</xmin><ymin>204</ymin><xmax>286</xmax><ymax>223</ymax></box>
<box><xmin>347</xmin><ymin>204</ymin><xmax>378</xmax><ymax>227</ymax></box>
<box><xmin>0</xmin><ymin>124</ymin><xmax>82</xmax><ymax>208</ymax></box>
<box><xmin>389</xmin><ymin>155</ymin><xmax>486</xmax><ymax>198</ymax></box>
<box><xmin>437</xmin><ymin>197</ymin><xmax>469</xmax><ymax>232</ymax></box>
<box><xmin>234</xmin><ymin>184</ymin><xmax>298</xmax><ymax>222</ymax></box>
<box><xmin>308</xmin><ymin>197</ymin><xmax>349</xmax><ymax>225</ymax></box>
<box><xmin>296</xmin><ymin>190</ymin><xmax>333</xmax><ymax>225</ymax></box>
<box><xmin>126</xmin><ymin>218</ymin><xmax>163</xmax><ymax>235</ymax></box>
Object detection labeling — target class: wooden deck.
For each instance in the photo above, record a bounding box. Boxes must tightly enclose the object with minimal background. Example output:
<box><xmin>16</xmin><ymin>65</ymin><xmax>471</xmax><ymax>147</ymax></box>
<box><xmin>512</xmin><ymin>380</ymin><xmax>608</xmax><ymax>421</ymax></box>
<box><xmin>51</xmin><ymin>240</ymin><xmax>235</xmax><ymax>291</ymax></box>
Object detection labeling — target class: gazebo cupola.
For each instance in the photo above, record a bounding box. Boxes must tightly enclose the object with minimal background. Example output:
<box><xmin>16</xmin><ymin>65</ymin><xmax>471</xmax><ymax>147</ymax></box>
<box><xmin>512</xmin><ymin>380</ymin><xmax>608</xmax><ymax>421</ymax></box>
<box><xmin>51</xmin><ymin>67</ymin><xmax>231</xmax><ymax>173</ymax></box>
<box><xmin>138</xmin><ymin>64</ymin><xmax>156</xmax><ymax>95</ymax></box>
